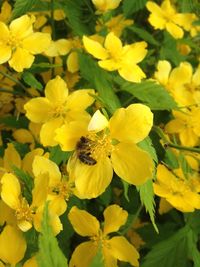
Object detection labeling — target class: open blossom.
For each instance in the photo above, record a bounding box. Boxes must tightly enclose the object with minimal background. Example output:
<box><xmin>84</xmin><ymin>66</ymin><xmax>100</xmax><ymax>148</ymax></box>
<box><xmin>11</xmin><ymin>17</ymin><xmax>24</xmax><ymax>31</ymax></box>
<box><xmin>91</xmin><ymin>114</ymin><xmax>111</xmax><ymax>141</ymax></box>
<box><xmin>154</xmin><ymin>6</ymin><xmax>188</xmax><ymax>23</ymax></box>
<box><xmin>92</xmin><ymin>0</ymin><xmax>122</xmax><ymax>13</ymax></box>
<box><xmin>68</xmin><ymin>205</ymin><xmax>139</xmax><ymax>267</ymax></box>
<box><xmin>24</xmin><ymin>75</ymin><xmax>95</xmax><ymax>146</ymax></box>
<box><xmin>55</xmin><ymin>104</ymin><xmax>154</xmax><ymax>198</ymax></box>
<box><xmin>0</xmin><ymin>14</ymin><xmax>51</xmax><ymax>72</ymax></box>
<box><xmin>83</xmin><ymin>32</ymin><xmax>147</xmax><ymax>82</ymax></box>
<box><xmin>146</xmin><ymin>0</ymin><xmax>197</xmax><ymax>39</ymax></box>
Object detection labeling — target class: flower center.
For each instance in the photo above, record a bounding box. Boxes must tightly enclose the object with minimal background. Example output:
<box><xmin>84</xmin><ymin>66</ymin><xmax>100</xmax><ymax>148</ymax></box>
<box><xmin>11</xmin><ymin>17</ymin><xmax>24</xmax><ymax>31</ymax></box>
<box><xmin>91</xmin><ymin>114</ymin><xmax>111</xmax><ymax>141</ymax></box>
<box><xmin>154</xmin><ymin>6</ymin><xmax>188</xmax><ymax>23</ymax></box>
<box><xmin>50</xmin><ymin>178</ymin><xmax>74</xmax><ymax>201</ymax></box>
<box><xmin>5</xmin><ymin>32</ymin><xmax>21</xmax><ymax>49</ymax></box>
<box><xmin>15</xmin><ymin>198</ymin><xmax>34</xmax><ymax>223</ymax></box>
<box><xmin>76</xmin><ymin>131</ymin><xmax>114</xmax><ymax>165</ymax></box>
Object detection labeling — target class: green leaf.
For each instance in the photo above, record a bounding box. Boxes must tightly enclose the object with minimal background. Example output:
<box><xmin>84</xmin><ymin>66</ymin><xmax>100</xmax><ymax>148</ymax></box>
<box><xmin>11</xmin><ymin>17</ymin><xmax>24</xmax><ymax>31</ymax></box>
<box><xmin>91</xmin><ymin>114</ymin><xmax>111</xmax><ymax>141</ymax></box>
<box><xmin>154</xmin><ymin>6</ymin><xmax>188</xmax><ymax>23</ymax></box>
<box><xmin>123</xmin><ymin>0</ymin><xmax>147</xmax><ymax>17</ymax></box>
<box><xmin>37</xmin><ymin>204</ymin><xmax>68</xmax><ymax>267</ymax></box>
<box><xmin>138</xmin><ymin>179</ymin><xmax>158</xmax><ymax>233</ymax></box>
<box><xmin>78</xmin><ymin>53</ymin><xmax>121</xmax><ymax>114</ymax></box>
<box><xmin>138</xmin><ymin>137</ymin><xmax>158</xmax><ymax>163</ymax></box>
<box><xmin>122</xmin><ymin>180</ymin><xmax>130</xmax><ymax>202</ymax></box>
<box><xmin>117</xmin><ymin>79</ymin><xmax>177</xmax><ymax>110</ymax></box>
<box><xmin>187</xmin><ymin>227</ymin><xmax>200</xmax><ymax>267</ymax></box>
<box><xmin>12</xmin><ymin>166</ymin><xmax>33</xmax><ymax>204</ymax></box>
<box><xmin>128</xmin><ymin>26</ymin><xmax>159</xmax><ymax>46</ymax></box>
<box><xmin>164</xmin><ymin>149</ymin><xmax>179</xmax><ymax>169</ymax></box>
<box><xmin>88</xmin><ymin>244</ymin><xmax>105</xmax><ymax>267</ymax></box>
<box><xmin>11</xmin><ymin>0</ymin><xmax>39</xmax><ymax>19</ymax></box>
<box><xmin>22</xmin><ymin>72</ymin><xmax>43</xmax><ymax>91</ymax></box>
<box><xmin>141</xmin><ymin>226</ymin><xmax>192</xmax><ymax>267</ymax></box>
<box><xmin>0</xmin><ymin>116</ymin><xmax>29</xmax><ymax>129</ymax></box>
<box><xmin>49</xmin><ymin>145</ymin><xmax>71</xmax><ymax>165</ymax></box>
<box><xmin>63</xmin><ymin>0</ymin><xmax>90</xmax><ymax>36</ymax></box>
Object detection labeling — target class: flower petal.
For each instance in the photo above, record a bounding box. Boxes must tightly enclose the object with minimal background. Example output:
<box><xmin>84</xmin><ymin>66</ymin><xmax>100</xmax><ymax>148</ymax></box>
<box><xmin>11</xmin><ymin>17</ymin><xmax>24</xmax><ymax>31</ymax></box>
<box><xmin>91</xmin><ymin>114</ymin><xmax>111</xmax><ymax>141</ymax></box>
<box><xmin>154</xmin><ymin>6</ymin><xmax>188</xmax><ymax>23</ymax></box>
<box><xmin>166</xmin><ymin>22</ymin><xmax>184</xmax><ymax>39</ymax></box>
<box><xmin>103</xmin><ymin>205</ymin><xmax>128</xmax><ymax>235</ymax></box>
<box><xmin>0</xmin><ymin>43</ymin><xmax>11</xmax><ymax>64</ymax></box>
<box><xmin>9</xmin><ymin>14</ymin><xmax>34</xmax><ymax>39</ymax></box>
<box><xmin>154</xmin><ymin>60</ymin><xmax>172</xmax><ymax>85</ymax></box>
<box><xmin>8</xmin><ymin>47</ymin><xmax>34</xmax><ymax>72</ymax></box>
<box><xmin>107</xmin><ymin>236</ymin><xmax>139</xmax><ymax>266</ymax></box>
<box><xmin>22</xmin><ymin>32</ymin><xmax>51</xmax><ymax>54</ymax></box>
<box><xmin>69</xmin><ymin>241</ymin><xmax>98</xmax><ymax>267</ymax></box>
<box><xmin>0</xmin><ymin>22</ymin><xmax>9</xmax><ymax>40</ymax></box>
<box><xmin>24</xmin><ymin>97</ymin><xmax>52</xmax><ymax>123</ymax></box>
<box><xmin>104</xmin><ymin>32</ymin><xmax>122</xmax><ymax>58</ymax></box>
<box><xmin>45</xmin><ymin>76</ymin><xmax>68</xmax><ymax>103</ymax></box>
<box><xmin>1</xmin><ymin>173</ymin><xmax>21</xmax><ymax>210</ymax></box>
<box><xmin>0</xmin><ymin>225</ymin><xmax>27</xmax><ymax>265</ymax></box>
<box><xmin>83</xmin><ymin>35</ymin><xmax>108</xmax><ymax>60</ymax></box>
<box><xmin>88</xmin><ymin>110</ymin><xmax>108</xmax><ymax>132</ymax></box>
<box><xmin>109</xmin><ymin>104</ymin><xmax>153</xmax><ymax>143</ymax></box>
<box><xmin>123</xmin><ymin>41</ymin><xmax>147</xmax><ymax>64</ymax></box>
<box><xmin>55</xmin><ymin>120</ymin><xmax>89</xmax><ymax>151</ymax></box>
<box><xmin>66</xmin><ymin>89</ymin><xmax>95</xmax><ymax>111</ymax></box>
<box><xmin>67</xmin><ymin>51</ymin><xmax>79</xmax><ymax>73</ymax></box>
<box><xmin>3</xmin><ymin>143</ymin><xmax>21</xmax><ymax>171</ymax></box>
<box><xmin>40</xmin><ymin>118</ymin><xmax>63</xmax><ymax>147</ymax></box>
<box><xmin>74</xmin><ymin>157</ymin><xmax>113</xmax><ymax>199</ymax></box>
<box><xmin>119</xmin><ymin>64</ymin><xmax>146</xmax><ymax>82</ymax></box>
<box><xmin>111</xmin><ymin>142</ymin><xmax>154</xmax><ymax>185</ymax></box>
<box><xmin>68</xmin><ymin>206</ymin><xmax>100</xmax><ymax>236</ymax></box>
<box><xmin>98</xmin><ymin>59</ymin><xmax>120</xmax><ymax>71</ymax></box>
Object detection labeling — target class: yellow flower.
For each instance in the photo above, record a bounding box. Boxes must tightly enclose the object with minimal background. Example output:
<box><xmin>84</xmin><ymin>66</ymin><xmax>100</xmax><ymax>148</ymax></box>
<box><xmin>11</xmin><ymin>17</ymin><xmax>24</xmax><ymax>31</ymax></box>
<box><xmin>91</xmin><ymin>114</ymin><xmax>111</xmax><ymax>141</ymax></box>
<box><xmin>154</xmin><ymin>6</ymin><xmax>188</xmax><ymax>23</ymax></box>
<box><xmin>154</xmin><ymin>164</ymin><xmax>200</xmax><ymax>212</ymax></box>
<box><xmin>165</xmin><ymin>108</ymin><xmax>200</xmax><ymax>147</ymax></box>
<box><xmin>83</xmin><ymin>32</ymin><xmax>147</xmax><ymax>82</ymax></box>
<box><xmin>0</xmin><ymin>1</ymin><xmax>11</xmax><ymax>23</ymax></box>
<box><xmin>154</xmin><ymin>60</ymin><xmax>200</xmax><ymax>107</ymax></box>
<box><xmin>45</xmin><ymin>39</ymin><xmax>72</xmax><ymax>57</ymax></box>
<box><xmin>68</xmin><ymin>205</ymin><xmax>139</xmax><ymax>267</ymax></box>
<box><xmin>0</xmin><ymin>14</ymin><xmax>51</xmax><ymax>72</ymax></box>
<box><xmin>24</xmin><ymin>75</ymin><xmax>95</xmax><ymax>146</ymax></box>
<box><xmin>56</xmin><ymin>104</ymin><xmax>154</xmax><ymax>198</ymax></box>
<box><xmin>0</xmin><ymin>225</ymin><xmax>27</xmax><ymax>265</ymax></box>
<box><xmin>32</xmin><ymin>155</ymin><xmax>75</xmax><ymax>216</ymax></box>
<box><xmin>92</xmin><ymin>0</ymin><xmax>122</xmax><ymax>13</ymax></box>
<box><xmin>146</xmin><ymin>0</ymin><xmax>196</xmax><ymax>39</ymax></box>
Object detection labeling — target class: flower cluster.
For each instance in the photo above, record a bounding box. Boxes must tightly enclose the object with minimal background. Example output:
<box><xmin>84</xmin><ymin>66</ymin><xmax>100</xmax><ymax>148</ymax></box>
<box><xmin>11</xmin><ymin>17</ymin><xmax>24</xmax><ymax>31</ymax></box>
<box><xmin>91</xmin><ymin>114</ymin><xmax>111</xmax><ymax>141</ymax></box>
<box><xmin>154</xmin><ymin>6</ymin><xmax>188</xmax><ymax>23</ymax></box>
<box><xmin>0</xmin><ymin>0</ymin><xmax>200</xmax><ymax>266</ymax></box>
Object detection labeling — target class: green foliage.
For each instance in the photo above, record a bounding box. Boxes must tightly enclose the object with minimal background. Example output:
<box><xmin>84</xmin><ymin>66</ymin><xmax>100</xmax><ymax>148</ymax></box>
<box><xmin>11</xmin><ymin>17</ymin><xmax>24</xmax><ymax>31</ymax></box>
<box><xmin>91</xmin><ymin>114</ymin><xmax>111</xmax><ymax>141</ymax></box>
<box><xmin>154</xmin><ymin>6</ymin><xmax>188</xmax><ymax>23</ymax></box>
<box><xmin>138</xmin><ymin>179</ymin><xmax>158</xmax><ymax>233</ymax></box>
<box><xmin>138</xmin><ymin>137</ymin><xmax>158</xmax><ymax>164</ymax></box>
<box><xmin>141</xmin><ymin>225</ymin><xmax>200</xmax><ymax>267</ymax></box>
<box><xmin>0</xmin><ymin>115</ymin><xmax>29</xmax><ymax>129</ymax></box>
<box><xmin>49</xmin><ymin>145</ymin><xmax>71</xmax><ymax>165</ymax></box>
<box><xmin>78</xmin><ymin>53</ymin><xmax>121</xmax><ymax>114</ymax></box>
<box><xmin>63</xmin><ymin>0</ymin><xmax>91</xmax><ymax>36</ymax></box>
<box><xmin>123</xmin><ymin>0</ymin><xmax>147</xmax><ymax>17</ymax></box>
<box><xmin>22</xmin><ymin>72</ymin><xmax>43</xmax><ymax>91</ymax></box>
<box><xmin>128</xmin><ymin>26</ymin><xmax>159</xmax><ymax>46</ymax></box>
<box><xmin>37</xmin><ymin>204</ymin><xmax>68</xmax><ymax>267</ymax></box>
<box><xmin>11</xmin><ymin>0</ymin><xmax>39</xmax><ymax>19</ymax></box>
<box><xmin>117</xmin><ymin>79</ymin><xmax>177</xmax><ymax>110</ymax></box>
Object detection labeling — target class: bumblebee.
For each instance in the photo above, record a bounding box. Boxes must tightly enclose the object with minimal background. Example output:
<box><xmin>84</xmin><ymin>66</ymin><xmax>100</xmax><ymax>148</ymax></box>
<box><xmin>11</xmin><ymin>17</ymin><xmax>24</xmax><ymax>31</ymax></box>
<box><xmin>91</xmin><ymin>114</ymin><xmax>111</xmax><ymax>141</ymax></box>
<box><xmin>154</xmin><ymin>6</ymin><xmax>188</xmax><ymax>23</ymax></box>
<box><xmin>76</xmin><ymin>136</ymin><xmax>97</xmax><ymax>165</ymax></box>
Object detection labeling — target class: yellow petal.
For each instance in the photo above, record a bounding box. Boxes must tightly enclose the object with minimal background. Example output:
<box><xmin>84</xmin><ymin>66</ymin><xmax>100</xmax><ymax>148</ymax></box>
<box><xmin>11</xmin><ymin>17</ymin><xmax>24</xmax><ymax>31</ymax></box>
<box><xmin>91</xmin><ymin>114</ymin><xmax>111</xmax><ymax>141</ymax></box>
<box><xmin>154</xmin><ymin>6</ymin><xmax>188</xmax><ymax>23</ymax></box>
<box><xmin>40</xmin><ymin>118</ymin><xmax>63</xmax><ymax>147</ymax></box>
<box><xmin>13</xmin><ymin>129</ymin><xmax>34</xmax><ymax>144</ymax></box>
<box><xmin>165</xmin><ymin>119</ymin><xmax>185</xmax><ymax>133</ymax></box>
<box><xmin>9</xmin><ymin>14</ymin><xmax>34</xmax><ymax>38</ymax></box>
<box><xmin>0</xmin><ymin>21</ymin><xmax>9</xmax><ymax>40</ymax></box>
<box><xmin>146</xmin><ymin>2</ymin><xmax>166</xmax><ymax>29</ymax></box>
<box><xmin>111</xmin><ymin>142</ymin><xmax>154</xmax><ymax>185</ymax></box>
<box><xmin>24</xmin><ymin>97</ymin><xmax>52</xmax><ymax>123</ymax></box>
<box><xmin>32</xmin><ymin>173</ymin><xmax>49</xmax><ymax>207</ymax></box>
<box><xmin>88</xmin><ymin>110</ymin><xmax>108</xmax><ymax>131</ymax></box>
<box><xmin>179</xmin><ymin>128</ymin><xmax>199</xmax><ymax>147</ymax></box>
<box><xmin>1</xmin><ymin>173</ymin><xmax>21</xmax><ymax>210</ymax></box>
<box><xmin>45</xmin><ymin>76</ymin><xmax>68</xmax><ymax>103</ymax></box>
<box><xmin>169</xmin><ymin>62</ymin><xmax>193</xmax><ymax>86</ymax></box>
<box><xmin>67</xmin><ymin>51</ymin><xmax>79</xmax><ymax>73</ymax></box>
<box><xmin>83</xmin><ymin>35</ymin><xmax>108</xmax><ymax>60</ymax></box>
<box><xmin>123</xmin><ymin>41</ymin><xmax>147</xmax><ymax>64</ymax></box>
<box><xmin>154</xmin><ymin>60</ymin><xmax>172</xmax><ymax>85</ymax></box>
<box><xmin>119</xmin><ymin>64</ymin><xmax>146</xmax><ymax>82</ymax></box>
<box><xmin>55</xmin><ymin>120</ymin><xmax>89</xmax><ymax>151</ymax></box>
<box><xmin>0</xmin><ymin>200</ymin><xmax>16</xmax><ymax>226</ymax></box>
<box><xmin>66</xmin><ymin>89</ymin><xmax>95</xmax><ymax>111</ymax></box>
<box><xmin>45</xmin><ymin>39</ymin><xmax>72</xmax><ymax>57</ymax></box>
<box><xmin>107</xmin><ymin>236</ymin><xmax>139</xmax><ymax>266</ymax></box>
<box><xmin>68</xmin><ymin>206</ymin><xmax>100</xmax><ymax>236</ymax></box>
<box><xmin>8</xmin><ymin>47</ymin><xmax>34</xmax><ymax>72</ymax></box>
<box><xmin>74</xmin><ymin>157</ymin><xmax>113</xmax><ymax>198</ymax></box>
<box><xmin>22</xmin><ymin>32</ymin><xmax>51</xmax><ymax>54</ymax></box>
<box><xmin>23</xmin><ymin>256</ymin><xmax>38</xmax><ymax>267</ymax></box>
<box><xmin>104</xmin><ymin>32</ymin><xmax>122</xmax><ymax>58</ymax></box>
<box><xmin>0</xmin><ymin>43</ymin><xmax>11</xmax><ymax>64</ymax></box>
<box><xmin>159</xmin><ymin>198</ymin><xmax>173</xmax><ymax>214</ymax></box>
<box><xmin>103</xmin><ymin>205</ymin><xmax>128</xmax><ymax>235</ymax></box>
<box><xmin>166</xmin><ymin>22</ymin><xmax>184</xmax><ymax>39</ymax></box>
<box><xmin>69</xmin><ymin>241</ymin><xmax>98</xmax><ymax>267</ymax></box>
<box><xmin>0</xmin><ymin>225</ymin><xmax>27</xmax><ymax>265</ymax></box>
<box><xmin>22</xmin><ymin>148</ymin><xmax>45</xmax><ymax>176</ymax></box>
<box><xmin>109</xmin><ymin>104</ymin><xmax>153</xmax><ymax>143</ymax></box>
<box><xmin>3</xmin><ymin>143</ymin><xmax>21</xmax><ymax>171</ymax></box>
<box><xmin>32</xmin><ymin>155</ymin><xmax>61</xmax><ymax>183</ymax></box>
<box><xmin>98</xmin><ymin>59</ymin><xmax>120</xmax><ymax>71</ymax></box>
<box><xmin>18</xmin><ymin>220</ymin><xmax>32</xmax><ymax>232</ymax></box>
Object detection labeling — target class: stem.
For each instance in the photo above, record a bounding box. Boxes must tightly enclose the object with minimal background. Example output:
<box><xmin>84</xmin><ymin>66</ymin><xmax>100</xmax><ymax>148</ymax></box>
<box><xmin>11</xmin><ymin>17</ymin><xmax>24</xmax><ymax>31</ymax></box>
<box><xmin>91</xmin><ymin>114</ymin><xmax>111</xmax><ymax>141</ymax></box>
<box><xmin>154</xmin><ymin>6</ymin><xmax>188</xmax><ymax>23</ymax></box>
<box><xmin>153</xmin><ymin>126</ymin><xmax>200</xmax><ymax>154</ymax></box>
<box><xmin>0</xmin><ymin>69</ymin><xmax>27</xmax><ymax>92</ymax></box>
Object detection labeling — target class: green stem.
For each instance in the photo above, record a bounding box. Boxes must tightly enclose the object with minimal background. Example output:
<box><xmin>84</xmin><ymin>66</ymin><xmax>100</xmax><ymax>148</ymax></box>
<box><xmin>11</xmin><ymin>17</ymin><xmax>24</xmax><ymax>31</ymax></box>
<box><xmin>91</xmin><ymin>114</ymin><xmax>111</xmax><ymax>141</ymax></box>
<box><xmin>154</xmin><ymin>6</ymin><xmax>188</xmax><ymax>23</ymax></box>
<box><xmin>0</xmin><ymin>69</ymin><xmax>27</xmax><ymax>92</ymax></box>
<box><xmin>153</xmin><ymin>126</ymin><xmax>200</xmax><ymax>154</ymax></box>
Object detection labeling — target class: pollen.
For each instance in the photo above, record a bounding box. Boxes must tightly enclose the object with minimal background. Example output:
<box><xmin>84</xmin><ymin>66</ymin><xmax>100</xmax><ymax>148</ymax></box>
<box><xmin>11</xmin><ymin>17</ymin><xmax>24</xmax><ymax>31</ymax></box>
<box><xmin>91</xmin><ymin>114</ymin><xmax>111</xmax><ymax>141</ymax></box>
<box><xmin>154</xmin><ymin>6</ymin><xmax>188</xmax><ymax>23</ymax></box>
<box><xmin>15</xmin><ymin>198</ymin><xmax>33</xmax><ymax>223</ymax></box>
